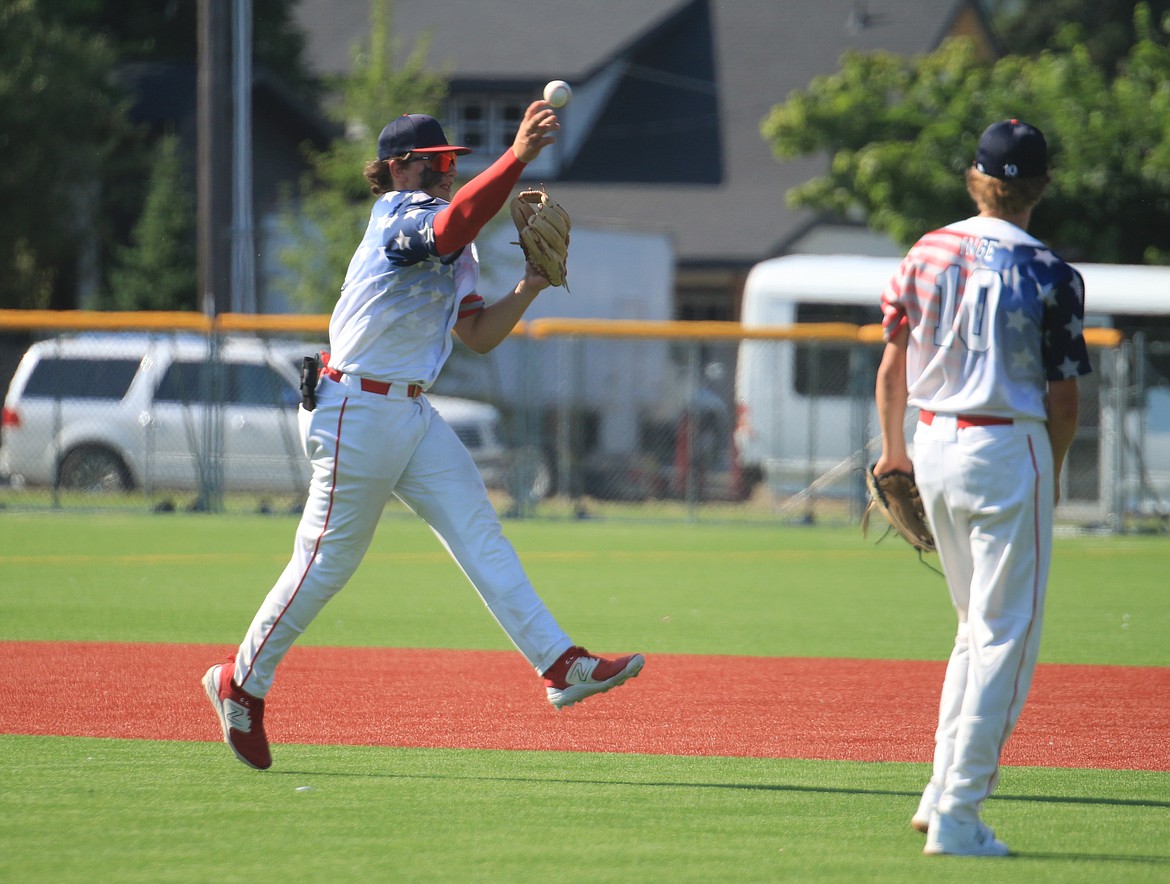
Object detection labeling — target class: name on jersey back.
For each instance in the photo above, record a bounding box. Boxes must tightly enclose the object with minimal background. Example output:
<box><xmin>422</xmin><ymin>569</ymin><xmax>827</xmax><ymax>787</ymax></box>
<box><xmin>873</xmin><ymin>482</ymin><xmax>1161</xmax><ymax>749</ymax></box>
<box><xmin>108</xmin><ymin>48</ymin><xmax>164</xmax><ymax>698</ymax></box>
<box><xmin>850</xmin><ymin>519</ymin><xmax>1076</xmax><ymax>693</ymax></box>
<box><xmin>959</xmin><ymin>236</ymin><xmax>999</xmax><ymax>263</ymax></box>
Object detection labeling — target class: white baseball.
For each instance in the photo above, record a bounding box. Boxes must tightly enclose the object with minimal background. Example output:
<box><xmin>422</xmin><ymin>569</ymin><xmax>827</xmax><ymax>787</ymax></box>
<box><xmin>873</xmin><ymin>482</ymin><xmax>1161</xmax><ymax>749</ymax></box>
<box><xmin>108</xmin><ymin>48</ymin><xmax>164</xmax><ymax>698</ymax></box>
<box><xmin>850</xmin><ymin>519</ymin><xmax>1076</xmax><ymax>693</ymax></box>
<box><xmin>543</xmin><ymin>80</ymin><xmax>572</xmax><ymax>108</ymax></box>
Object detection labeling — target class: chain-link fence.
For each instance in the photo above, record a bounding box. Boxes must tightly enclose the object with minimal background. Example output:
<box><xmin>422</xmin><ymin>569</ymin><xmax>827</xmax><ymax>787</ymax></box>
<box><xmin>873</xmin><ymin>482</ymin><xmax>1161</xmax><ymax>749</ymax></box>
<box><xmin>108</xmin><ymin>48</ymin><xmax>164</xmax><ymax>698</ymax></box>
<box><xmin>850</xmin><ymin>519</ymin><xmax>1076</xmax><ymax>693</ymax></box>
<box><xmin>480</xmin><ymin>319</ymin><xmax>1146</xmax><ymax>530</ymax></box>
<box><xmin>0</xmin><ymin>319</ymin><xmax>321</xmax><ymax>514</ymax></box>
<box><xmin>0</xmin><ymin>311</ymin><xmax>1157</xmax><ymax>531</ymax></box>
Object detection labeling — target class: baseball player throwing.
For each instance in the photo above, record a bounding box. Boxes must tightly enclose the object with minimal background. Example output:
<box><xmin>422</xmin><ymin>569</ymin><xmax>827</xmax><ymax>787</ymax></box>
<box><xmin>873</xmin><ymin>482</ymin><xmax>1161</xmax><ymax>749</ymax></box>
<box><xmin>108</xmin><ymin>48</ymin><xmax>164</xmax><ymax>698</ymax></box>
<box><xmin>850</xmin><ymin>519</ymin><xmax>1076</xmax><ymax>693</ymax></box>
<box><xmin>874</xmin><ymin>120</ymin><xmax>1090</xmax><ymax>855</ymax></box>
<box><xmin>203</xmin><ymin>101</ymin><xmax>644</xmax><ymax>770</ymax></box>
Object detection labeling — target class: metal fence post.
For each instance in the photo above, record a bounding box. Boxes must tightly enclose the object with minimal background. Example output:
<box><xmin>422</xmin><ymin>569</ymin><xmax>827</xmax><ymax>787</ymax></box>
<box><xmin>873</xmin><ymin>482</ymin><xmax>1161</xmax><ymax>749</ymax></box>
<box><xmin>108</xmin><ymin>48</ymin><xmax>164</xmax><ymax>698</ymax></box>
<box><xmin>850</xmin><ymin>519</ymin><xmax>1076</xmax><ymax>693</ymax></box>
<box><xmin>1097</xmin><ymin>345</ymin><xmax>1126</xmax><ymax>533</ymax></box>
<box><xmin>803</xmin><ymin>340</ymin><xmax>820</xmax><ymax>522</ymax></box>
<box><xmin>555</xmin><ymin>336</ymin><xmax>577</xmax><ymax>509</ymax></box>
<box><xmin>198</xmin><ymin>327</ymin><xmax>225</xmax><ymax>513</ymax></box>
<box><xmin>510</xmin><ymin>331</ymin><xmax>538</xmax><ymax>519</ymax></box>
<box><xmin>684</xmin><ymin>341</ymin><xmax>701</xmax><ymax>518</ymax></box>
<box><xmin>848</xmin><ymin>344</ymin><xmax>872</xmax><ymax>523</ymax></box>
<box><xmin>512</xmin><ymin>332</ymin><xmax>531</xmax><ymax>519</ymax></box>
<box><xmin>49</xmin><ymin>336</ymin><xmax>63</xmax><ymax>510</ymax></box>
<box><xmin>1111</xmin><ymin>341</ymin><xmax>1131</xmax><ymax>533</ymax></box>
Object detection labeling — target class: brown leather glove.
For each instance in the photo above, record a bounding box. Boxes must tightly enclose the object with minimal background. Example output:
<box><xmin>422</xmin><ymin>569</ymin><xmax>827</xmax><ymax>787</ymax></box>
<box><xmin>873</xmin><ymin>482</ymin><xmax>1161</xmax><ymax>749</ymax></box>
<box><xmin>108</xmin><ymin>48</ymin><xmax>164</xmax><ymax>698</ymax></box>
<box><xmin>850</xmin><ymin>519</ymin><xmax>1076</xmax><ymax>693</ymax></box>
<box><xmin>510</xmin><ymin>189</ymin><xmax>570</xmax><ymax>288</ymax></box>
<box><xmin>861</xmin><ymin>465</ymin><xmax>936</xmax><ymax>554</ymax></box>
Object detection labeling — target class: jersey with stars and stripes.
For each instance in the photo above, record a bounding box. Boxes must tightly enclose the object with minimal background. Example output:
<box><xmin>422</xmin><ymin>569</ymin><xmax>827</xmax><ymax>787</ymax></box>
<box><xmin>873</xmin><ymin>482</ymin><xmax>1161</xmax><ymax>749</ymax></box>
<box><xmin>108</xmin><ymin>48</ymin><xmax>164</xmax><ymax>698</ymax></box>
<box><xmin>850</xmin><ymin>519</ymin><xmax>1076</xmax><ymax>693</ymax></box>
<box><xmin>881</xmin><ymin>216</ymin><xmax>1091</xmax><ymax>420</ymax></box>
<box><xmin>327</xmin><ymin>190</ymin><xmax>485</xmax><ymax>387</ymax></box>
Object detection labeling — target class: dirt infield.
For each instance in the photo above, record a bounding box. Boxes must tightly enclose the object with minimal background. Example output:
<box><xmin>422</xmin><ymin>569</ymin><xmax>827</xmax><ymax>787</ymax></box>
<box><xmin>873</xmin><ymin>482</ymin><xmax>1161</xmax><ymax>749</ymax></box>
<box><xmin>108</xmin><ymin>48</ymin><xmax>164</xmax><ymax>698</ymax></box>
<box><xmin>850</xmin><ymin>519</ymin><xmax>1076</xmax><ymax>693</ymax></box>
<box><xmin>3</xmin><ymin>640</ymin><xmax>1167</xmax><ymax>770</ymax></box>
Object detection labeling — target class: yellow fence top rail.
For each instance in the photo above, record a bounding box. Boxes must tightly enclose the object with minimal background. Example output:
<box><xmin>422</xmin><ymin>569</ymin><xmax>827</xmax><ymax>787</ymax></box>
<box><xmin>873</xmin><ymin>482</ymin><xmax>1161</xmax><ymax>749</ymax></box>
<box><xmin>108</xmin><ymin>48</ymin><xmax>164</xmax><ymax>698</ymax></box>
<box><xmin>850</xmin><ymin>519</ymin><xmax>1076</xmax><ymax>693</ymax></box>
<box><xmin>216</xmin><ymin>313</ymin><xmax>330</xmax><ymax>334</ymax></box>
<box><xmin>0</xmin><ymin>310</ymin><xmax>211</xmax><ymax>332</ymax></box>
<box><xmin>0</xmin><ymin>309</ymin><xmax>1125</xmax><ymax>348</ymax></box>
<box><xmin>528</xmin><ymin>318</ymin><xmax>870</xmax><ymax>341</ymax></box>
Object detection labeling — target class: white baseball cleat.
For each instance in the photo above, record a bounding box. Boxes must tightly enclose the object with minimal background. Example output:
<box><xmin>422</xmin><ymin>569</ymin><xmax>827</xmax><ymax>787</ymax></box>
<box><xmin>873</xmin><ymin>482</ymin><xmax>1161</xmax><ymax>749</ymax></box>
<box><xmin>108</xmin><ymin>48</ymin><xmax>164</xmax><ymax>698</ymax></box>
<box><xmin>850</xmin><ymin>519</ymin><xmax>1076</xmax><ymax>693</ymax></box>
<box><xmin>542</xmin><ymin>646</ymin><xmax>645</xmax><ymax>710</ymax></box>
<box><xmin>911</xmin><ymin>782</ymin><xmax>940</xmax><ymax>833</ymax></box>
<box><xmin>923</xmin><ymin>812</ymin><xmax>1010</xmax><ymax>857</ymax></box>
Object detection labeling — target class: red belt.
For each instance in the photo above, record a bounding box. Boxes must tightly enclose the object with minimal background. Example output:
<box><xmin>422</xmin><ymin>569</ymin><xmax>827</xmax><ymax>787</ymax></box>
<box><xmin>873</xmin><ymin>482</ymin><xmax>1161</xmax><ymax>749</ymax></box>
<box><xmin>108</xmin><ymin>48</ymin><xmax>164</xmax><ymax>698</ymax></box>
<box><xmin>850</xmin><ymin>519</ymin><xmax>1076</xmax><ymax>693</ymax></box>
<box><xmin>321</xmin><ymin>365</ymin><xmax>421</xmax><ymax>399</ymax></box>
<box><xmin>920</xmin><ymin>410</ymin><xmax>1013</xmax><ymax>429</ymax></box>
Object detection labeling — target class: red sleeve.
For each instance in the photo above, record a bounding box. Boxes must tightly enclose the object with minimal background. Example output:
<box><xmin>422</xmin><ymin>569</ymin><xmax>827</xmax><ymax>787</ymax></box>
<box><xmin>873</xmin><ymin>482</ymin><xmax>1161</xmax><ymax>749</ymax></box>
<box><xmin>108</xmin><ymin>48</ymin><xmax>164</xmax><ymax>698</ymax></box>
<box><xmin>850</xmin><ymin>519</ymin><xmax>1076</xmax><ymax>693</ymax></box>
<box><xmin>457</xmin><ymin>293</ymin><xmax>485</xmax><ymax>318</ymax></box>
<box><xmin>881</xmin><ymin>292</ymin><xmax>908</xmax><ymax>340</ymax></box>
<box><xmin>434</xmin><ymin>150</ymin><xmax>526</xmax><ymax>254</ymax></box>
<box><xmin>880</xmin><ymin>257</ymin><xmax>913</xmax><ymax>340</ymax></box>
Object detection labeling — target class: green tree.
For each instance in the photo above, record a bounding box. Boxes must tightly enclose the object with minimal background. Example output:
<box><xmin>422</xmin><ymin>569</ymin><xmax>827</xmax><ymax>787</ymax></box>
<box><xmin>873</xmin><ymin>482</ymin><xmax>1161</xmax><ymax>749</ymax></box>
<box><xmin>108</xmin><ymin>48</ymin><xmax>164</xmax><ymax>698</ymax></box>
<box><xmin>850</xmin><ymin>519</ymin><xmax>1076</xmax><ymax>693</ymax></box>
<box><xmin>47</xmin><ymin>0</ymin><xmax>319</xmax><ymax>101</ymax></box>
<box><xmin>0</xmin><ymin>0</ymin><xmax>319</xmax><ymax>311</ymax></box>
<box><xmin>983</xmin><ymin>0</ymin><xmax>1170</xmax><ymax>74</ymax></box>
<box><xmin>105</xmin><ymin>134</ymin><xmax>198</xmax><ymax>311</ymax></box>
<box><xmin>276</xmin><ymin>0</ymin><xmax>449</xmax><ymax>311</ymax></box>
<box><xmin>762</xmin><ymin>5</ymin><xmax>1170</xmax><ymax>264</ymax></box>
<box><xmin>0</xmin><ymin>0</ymin><xmax>130</xmax><ymax>309</ymax></box>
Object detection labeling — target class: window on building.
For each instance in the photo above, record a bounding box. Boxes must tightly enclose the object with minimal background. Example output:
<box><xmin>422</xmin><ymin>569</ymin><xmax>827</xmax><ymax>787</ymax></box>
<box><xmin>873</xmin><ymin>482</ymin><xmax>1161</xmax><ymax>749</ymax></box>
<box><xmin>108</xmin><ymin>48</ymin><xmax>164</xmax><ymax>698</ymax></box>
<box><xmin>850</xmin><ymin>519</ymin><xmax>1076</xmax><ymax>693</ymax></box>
<box><xmin>448</xmin><ymin>94</ymin><xmax>558</xmax><ymax>178</ymax></box>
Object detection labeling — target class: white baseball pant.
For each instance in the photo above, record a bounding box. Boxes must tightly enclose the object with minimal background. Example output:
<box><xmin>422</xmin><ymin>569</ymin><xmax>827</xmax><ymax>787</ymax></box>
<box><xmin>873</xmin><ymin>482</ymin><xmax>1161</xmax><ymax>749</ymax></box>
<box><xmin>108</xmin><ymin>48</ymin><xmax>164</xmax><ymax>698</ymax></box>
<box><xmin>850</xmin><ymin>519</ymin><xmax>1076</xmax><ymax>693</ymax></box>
<box><xmin>233</xmin><ymin>376</ymin><xmax>572</xmax><ymax>697</ymax></box>
<box><xmin>911</xmin><ymin>414</ymin><xmax>1054</xmax><ymax>823</ymax></box>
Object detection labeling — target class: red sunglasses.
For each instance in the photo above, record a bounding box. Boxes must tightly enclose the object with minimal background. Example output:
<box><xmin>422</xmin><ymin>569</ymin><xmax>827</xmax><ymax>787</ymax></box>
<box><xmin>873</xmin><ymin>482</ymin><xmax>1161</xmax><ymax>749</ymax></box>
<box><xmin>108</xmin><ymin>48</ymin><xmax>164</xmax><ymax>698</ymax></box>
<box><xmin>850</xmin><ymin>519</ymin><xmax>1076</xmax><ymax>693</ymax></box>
<box><xmin>412</xmin><ymin>152</ymin><xmax>456</xmax><ymax>173</ymax></box>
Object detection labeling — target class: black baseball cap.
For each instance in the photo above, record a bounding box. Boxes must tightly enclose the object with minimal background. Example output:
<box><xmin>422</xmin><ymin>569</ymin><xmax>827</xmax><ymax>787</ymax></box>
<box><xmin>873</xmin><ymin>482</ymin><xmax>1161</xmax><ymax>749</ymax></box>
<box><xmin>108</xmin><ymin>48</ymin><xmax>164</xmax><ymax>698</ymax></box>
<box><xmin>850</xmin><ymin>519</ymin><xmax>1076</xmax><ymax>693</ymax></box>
<box><xmin>376</xmin><ymin>114</ymin><xmax>471</xmax><ymax>161</ymax></box>
<box><xmin>974</xmin><ymin>119</ymin><xmax>1048</xmax><ymax>179</ymax></box>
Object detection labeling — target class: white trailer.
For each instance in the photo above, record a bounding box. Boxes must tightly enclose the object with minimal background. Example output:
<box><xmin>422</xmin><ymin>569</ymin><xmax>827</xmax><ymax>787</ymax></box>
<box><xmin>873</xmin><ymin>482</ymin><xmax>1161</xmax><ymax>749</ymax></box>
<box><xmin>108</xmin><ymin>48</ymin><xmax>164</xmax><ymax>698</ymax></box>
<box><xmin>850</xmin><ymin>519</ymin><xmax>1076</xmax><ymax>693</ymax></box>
<box><xmin>436</xmin><ymin>220</ymin><xmax>676</xmax><ymax>458</ymax></box>
<box><xmin>734</xmin><ymin>254</ymin><xmax>1170</xmax><ymax>518</ymax></box>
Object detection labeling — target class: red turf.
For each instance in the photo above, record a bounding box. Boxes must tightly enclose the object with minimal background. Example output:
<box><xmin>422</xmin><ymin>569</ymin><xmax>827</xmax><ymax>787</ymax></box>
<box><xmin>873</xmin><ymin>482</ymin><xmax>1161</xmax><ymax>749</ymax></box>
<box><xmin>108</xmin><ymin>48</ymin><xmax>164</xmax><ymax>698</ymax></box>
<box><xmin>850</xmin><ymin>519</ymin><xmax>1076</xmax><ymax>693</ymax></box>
<box><xmin>2</xmin><ymin>641</ymin><xmax>1166</xmax><ymax>770</ymax></box>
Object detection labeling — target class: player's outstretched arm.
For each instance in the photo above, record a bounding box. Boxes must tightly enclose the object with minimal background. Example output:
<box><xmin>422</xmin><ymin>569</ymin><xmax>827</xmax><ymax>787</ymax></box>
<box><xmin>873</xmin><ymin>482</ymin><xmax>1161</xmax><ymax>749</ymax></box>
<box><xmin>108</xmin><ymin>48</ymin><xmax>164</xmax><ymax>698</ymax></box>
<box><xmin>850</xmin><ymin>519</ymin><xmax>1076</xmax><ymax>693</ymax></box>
<box><xmin>453</xmin><ymin>264</ymin><xmax>550</xmax><ymax>354</ymax></box>
<box><xmin>434</xmin><ymin>101</ymin><xmax>559</xmax><ymax>255</ymax></box>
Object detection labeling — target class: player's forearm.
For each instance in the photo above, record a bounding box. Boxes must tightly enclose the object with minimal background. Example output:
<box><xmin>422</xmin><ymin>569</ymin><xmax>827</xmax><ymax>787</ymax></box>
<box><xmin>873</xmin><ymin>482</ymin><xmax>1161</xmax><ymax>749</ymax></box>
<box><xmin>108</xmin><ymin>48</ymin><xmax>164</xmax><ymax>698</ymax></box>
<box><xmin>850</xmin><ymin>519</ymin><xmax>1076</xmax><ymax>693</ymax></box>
<box><xmin>434</xmin><ymin>151</ymin><xmax>527</xmax><ymax>253</ymax></box>
<box><xmin>876</xmin><ymin>394</ymin><xmax>909</xmax><ymax>468</ymax></box>
<box><xmin>455</xmin><ymin>279</ymin><xmax>543</xmax><ymax>354</ymax></box>
<box><xmin>875</xmin><ymin>334</ymin><xmax>912</xmax><ymax>471</ymax></box>
<box><xmin>1046</xmin><ymin>378</ymin><xmax>1080</xmax><ymax>479</ymax></box>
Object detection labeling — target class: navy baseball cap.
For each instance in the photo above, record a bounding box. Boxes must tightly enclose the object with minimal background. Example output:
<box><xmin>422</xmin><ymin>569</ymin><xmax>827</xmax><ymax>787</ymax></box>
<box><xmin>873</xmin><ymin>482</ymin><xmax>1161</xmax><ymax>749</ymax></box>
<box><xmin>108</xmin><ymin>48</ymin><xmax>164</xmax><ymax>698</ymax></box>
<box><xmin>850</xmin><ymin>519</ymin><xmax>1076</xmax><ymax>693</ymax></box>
<box><xmin>376</xmin><ymin>114</ymin><xmax>471</xmax><ymax>161</ymax></box>
<box><xmin>974</xmin><ymin>119</ymin><xmax>1048</xmax><ymax>179</ymax></box>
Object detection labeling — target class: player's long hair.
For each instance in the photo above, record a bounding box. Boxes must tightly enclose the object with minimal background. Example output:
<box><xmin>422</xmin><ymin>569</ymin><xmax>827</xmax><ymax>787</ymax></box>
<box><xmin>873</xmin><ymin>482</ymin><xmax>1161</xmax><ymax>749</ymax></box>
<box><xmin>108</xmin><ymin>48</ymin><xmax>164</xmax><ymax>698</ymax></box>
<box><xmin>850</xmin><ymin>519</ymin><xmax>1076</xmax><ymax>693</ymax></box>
<box><xmin>363</xmin><ymin>157</ymin><xmax>446</xmax><ymax>196</ymax></box>
<box><xmin>363</xmin><ymin>158</ymin><xmax>396</xmax><ymax>196</ymax></box>
<box><xmin>966</xmin><ymin>168</ymin><xmax>1049</xmax><ymax>217</ymax></box>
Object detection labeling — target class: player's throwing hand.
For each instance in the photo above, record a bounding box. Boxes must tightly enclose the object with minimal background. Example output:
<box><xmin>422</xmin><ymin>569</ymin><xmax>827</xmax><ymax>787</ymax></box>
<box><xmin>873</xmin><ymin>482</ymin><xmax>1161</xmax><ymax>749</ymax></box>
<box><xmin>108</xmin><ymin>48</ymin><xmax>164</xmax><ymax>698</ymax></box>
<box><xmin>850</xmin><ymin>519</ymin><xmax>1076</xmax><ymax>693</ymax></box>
<box><xmin>512</xmin><ymin>100</ymin><xmax>559</xmax><ymax>163</ymax></box>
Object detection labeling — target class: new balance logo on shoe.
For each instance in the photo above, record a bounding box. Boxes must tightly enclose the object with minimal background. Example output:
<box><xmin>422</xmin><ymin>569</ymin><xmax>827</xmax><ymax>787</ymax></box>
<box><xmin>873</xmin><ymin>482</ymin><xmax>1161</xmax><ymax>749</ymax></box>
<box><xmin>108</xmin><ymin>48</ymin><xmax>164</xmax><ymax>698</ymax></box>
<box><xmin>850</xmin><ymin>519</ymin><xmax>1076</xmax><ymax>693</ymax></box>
<box><xmin>566</xmin><ymin>657</ymin><xmax>599</xmax><ymax>684</ymax></box>
<box><xmin>202</xmin><ymin>661</ymin><xmax>272</xmax><ymax>770</ymax></box>
<box><xmin>543</xmin><ymin>646</ymin><xmax>645</xmax><ymax>710</ymax></box>
<box><xmin>224</xmin><ymin>699</ymin><xmax>254</xmax><ymax>733</ymax></box>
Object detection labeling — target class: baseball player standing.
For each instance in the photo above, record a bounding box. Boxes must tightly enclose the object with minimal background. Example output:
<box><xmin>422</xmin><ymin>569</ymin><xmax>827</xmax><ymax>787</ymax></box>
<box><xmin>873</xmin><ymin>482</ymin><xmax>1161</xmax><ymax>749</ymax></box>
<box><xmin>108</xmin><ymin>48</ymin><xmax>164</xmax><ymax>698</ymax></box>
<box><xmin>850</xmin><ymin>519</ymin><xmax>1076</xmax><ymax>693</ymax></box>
<box><xmin>873</xmin><ymin>120</ymin><xmax>1090</xmax><ymax>856</ymax></box>
<box><xmin>203</xmin><ymin>100</ymin><xmax>644</xmax><ymax>770</ymax></box>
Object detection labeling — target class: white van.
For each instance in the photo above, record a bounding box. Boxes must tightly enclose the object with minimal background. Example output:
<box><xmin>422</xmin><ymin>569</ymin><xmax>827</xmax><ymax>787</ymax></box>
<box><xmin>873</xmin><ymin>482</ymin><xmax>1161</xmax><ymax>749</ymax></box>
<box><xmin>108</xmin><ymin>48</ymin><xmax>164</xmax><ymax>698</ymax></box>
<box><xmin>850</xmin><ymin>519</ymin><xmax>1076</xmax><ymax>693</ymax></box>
<box><xmin>734</xmin><ymin>254</ymin><xmax>1170</xmax><ymax>516</ymax></box>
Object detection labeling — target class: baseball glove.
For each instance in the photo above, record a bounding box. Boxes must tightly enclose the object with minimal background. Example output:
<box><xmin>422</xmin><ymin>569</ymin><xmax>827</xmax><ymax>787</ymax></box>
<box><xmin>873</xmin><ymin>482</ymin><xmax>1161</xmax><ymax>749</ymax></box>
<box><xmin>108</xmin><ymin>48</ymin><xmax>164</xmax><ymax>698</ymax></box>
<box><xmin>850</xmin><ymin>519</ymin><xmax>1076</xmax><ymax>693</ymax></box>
<box><xmin>861</xmin><ymin>465</ymin><xmax>936</xmax><ymax>554</ymax></box>
<box><xmin>510</xmin><ymin>189</ymin><xmax>570</xmax><ymax>288</ymax></box>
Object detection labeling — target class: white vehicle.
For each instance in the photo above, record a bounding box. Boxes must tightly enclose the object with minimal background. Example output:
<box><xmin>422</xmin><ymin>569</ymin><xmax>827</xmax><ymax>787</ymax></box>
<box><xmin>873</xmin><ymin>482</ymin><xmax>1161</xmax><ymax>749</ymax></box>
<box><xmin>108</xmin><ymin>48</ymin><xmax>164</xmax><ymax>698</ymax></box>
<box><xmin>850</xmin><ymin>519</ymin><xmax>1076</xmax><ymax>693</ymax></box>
<box><xmin>735</xmin><ymin>254</ymin><xmax>1170</xmax><ymax>514</ymax></box>
<box><xmin>0</xmin><ymin>333</ymin><xmax>511</xmax><ymax>497</ymax></box>
<box><xmin>438</xmin><ymin>222</ymin><xmax>678</xmax><ymax>497</ymax></box>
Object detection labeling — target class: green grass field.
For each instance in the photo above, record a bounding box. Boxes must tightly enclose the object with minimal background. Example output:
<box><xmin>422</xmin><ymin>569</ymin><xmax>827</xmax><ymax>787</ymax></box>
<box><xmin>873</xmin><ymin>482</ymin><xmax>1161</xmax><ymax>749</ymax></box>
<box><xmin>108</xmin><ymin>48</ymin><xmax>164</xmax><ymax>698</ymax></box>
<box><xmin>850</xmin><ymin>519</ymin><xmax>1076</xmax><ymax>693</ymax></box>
<box><xmin>1</xmin><ymin>512</ymin><xmax>1168</xmax><ymax>882</ymax></box>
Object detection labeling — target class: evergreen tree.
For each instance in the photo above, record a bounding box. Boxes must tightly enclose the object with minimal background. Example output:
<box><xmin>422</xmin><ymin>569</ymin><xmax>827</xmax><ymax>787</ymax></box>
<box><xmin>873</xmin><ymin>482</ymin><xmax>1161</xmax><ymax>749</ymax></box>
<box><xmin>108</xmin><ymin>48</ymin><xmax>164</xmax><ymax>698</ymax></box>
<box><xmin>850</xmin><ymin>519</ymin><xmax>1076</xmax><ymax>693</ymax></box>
<box><xmin>0</xmin><ymin>0</ymin><xmax>319</xmax><ymax>310</ymax></box>
<box><xmin>276</xmin><ymin>0</ymin><xmax>448</xmax><ymax>312</ymax></box>
<box><xmin>0</xmin><ymin>0</ymin><xmax>129</xmax><ymax>309</ymax></box>
<box><xmin>48</xmin><ymin>0</ymin><xmax>319</xmax><ymax>101</ymax></box>
<box><xmin>106</xmin><ymin>134</ymin><xmax>198</xmax><ymax>311</ymax></box>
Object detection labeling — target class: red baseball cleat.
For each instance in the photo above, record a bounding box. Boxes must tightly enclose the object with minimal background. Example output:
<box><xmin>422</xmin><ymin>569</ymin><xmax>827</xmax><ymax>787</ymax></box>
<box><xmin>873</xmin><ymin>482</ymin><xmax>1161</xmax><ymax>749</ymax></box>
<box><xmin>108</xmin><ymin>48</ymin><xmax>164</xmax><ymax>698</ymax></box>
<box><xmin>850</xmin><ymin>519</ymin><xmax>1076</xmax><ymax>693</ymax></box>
<box><xmin>202</xmin><ymin>659</ymin><xmax>272</xmax><ymax>770</ymax></box>
<box><xmin>543</xmin><ymin>646</ymin><xmax>645</xmax><ymax>710</ymax></box>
